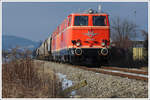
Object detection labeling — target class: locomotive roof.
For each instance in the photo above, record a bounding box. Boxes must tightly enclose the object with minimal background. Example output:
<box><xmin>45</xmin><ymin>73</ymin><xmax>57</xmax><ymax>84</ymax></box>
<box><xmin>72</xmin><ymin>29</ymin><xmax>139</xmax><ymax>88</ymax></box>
<box><xmin>69</xmin><ymin>13</ymin><xmax>109</xmax><ymax>16</ymax></box>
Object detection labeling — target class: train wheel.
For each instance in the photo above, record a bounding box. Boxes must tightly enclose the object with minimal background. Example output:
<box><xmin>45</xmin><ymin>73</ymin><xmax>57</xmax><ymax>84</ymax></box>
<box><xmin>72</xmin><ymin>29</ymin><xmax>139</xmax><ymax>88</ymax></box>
<box><xmin>66</xmin><ymin>55</ymin><xmax>69</xmax><ymax>63</ymax></box>
<box><xmin>69</xmin><ymin>56</ymin><xmax>75</xmax><ymax>65</ymax></box>
<box><xmin>69</xmin><ymin>56</ymin><xmax>72</xmax><ymax>64</ymax></box>
<box><xmin>56</xmin><ymin>56</ymin><xmax>58</xmax><ymax>62</ymax></box>
<box><xmin>60</xmin><ymin>56</ymin><xmax>64</xmax><ymax>63</ymax></box>
<box><xmin>58</xmin><ymin>56</ymin><xmax>61</xmax><ymax>63</ymax></box>
<box><xmin>64</xmin><ymin>55</ymin><xmax>68</xmax><ymax>63</ymax></box>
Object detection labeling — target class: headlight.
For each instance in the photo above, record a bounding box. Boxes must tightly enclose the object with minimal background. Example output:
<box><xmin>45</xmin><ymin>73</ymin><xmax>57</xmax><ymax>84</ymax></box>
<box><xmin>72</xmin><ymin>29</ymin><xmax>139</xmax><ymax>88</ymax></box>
<box><xmin>76</xmin><ymin>42</ymin><xmax>81</xmax><ymax>47</ymax></box>
<box><xmin>101</xmin><ymin>42</ymin><xmax>105</xmax><ymax>46</ymax></box>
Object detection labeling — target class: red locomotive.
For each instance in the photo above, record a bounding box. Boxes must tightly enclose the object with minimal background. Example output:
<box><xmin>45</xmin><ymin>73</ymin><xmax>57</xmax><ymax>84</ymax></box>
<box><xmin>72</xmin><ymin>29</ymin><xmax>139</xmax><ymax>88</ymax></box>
<box><xmin>36</xmin><ymin>9</ymin><xmax>110</xmax><ymax>66</ymax></box>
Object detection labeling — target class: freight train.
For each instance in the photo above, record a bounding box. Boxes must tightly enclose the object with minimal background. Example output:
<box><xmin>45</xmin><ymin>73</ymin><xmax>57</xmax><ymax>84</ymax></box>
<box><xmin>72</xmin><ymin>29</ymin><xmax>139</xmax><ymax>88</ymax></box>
<box><xmin>36</xmin><ymin>8</ymin><xmax>110</xmax><ymax>66</ymax></box>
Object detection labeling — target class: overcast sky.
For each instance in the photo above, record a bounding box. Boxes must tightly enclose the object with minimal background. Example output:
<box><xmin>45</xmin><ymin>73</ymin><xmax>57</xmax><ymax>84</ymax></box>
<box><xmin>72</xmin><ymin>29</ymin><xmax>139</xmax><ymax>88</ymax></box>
<box><xmin>2</xmin><ymin>2</ymin><xmax>148</xmax><ymax>41</ymax></box>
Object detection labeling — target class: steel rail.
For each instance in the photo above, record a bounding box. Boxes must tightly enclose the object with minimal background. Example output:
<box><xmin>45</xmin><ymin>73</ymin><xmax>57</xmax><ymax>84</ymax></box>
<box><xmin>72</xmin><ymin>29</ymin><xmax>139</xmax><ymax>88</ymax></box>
<box><xmin>101</xmin><ymin>66</ymin><xmax>148</xmax><ymax>75</ymax></box>
<box><xmin>72</xmin><ymin>66</ymin><xmax>148</xmax><ymax>81</ymax></box>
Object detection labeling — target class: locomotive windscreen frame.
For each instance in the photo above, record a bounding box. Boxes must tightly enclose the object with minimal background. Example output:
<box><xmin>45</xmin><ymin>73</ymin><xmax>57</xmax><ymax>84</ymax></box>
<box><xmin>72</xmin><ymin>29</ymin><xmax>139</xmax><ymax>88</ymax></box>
<box><xmin>74</xmin><ymin>16</ymin><xmax>88</xmax><ymax>26</ymax></box>
<box><xmin>93</xmin><ymin>16</ymin><xmax>107</xmax><ymax>26</ymax></box>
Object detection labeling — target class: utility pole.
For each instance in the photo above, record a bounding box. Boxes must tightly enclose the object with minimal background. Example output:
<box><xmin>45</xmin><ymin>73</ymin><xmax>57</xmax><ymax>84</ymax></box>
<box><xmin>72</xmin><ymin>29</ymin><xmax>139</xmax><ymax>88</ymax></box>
<box><xmin>134</xmin><ymin>10</ymin><xmax>137</xmax><ymax>42</ymax></box>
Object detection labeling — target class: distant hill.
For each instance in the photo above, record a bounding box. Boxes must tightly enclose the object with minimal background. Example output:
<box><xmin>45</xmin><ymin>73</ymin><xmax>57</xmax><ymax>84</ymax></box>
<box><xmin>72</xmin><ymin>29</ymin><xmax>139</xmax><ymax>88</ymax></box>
<box><xmin>2</xmin><ymin>35</ymin><xmax>40</xmax><ymax>51</ymax></box>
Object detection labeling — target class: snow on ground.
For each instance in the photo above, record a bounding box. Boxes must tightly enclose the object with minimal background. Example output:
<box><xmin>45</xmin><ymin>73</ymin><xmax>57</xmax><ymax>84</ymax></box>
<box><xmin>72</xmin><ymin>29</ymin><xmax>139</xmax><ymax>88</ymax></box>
<box><xmin>57</xmin><ymin>73</ymin><xmax>76</xmax><ymax>96</ymax></box>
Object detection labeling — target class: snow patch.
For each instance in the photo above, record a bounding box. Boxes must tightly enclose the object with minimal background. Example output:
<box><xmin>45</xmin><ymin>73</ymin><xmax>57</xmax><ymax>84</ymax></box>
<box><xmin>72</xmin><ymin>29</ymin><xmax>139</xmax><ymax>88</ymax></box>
<box><xmin>57</xmin><ymin>73</ymin><xmax>76</xmax><ymax>96</ymax></box>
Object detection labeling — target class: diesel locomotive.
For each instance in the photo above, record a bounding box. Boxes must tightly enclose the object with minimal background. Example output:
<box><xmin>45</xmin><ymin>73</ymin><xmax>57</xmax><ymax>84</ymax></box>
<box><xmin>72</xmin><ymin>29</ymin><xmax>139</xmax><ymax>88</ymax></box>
<box><xmin>36</xmin><ymin>9</ymin><xmax>110</xmax><ymax>66</ymax></box>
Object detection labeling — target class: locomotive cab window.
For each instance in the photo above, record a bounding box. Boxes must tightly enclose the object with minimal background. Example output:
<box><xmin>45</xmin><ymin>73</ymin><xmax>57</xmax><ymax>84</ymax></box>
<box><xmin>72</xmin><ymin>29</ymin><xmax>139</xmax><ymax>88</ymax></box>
<box><xmin>74</xmin><ymin>16</ymin><xmax>88</xmax><ymax>26</ymax></box>
<box><xmin>68</xmin><ymin>17</ymin><xmax>72</xmax><ymax>26</ymax></box>
<box><xmin>93</xmin><ymin>16</ymin><xmax>106</xmax><ymax>26</ymax></box>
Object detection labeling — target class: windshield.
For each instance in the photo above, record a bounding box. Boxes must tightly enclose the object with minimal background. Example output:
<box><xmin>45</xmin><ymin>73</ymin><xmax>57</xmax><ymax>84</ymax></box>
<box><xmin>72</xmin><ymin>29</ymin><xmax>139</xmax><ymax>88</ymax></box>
<box><xmin>93</xmin><ymin>16</ymin><xmax>106</xmax><ymax>26</ymax></box>
<box><xmin>74</xmin><ymin>16</ymin><xmax>88</xmax><ymax>26</ymax></box>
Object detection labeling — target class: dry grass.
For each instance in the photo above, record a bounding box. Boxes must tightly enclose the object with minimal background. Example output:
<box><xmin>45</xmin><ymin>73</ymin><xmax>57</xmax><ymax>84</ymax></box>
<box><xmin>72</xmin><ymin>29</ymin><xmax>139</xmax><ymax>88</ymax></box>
<box><xmin>2</xmin><ymin>58</ymin><xmax>63</xmax><ymax>98</ymax></box>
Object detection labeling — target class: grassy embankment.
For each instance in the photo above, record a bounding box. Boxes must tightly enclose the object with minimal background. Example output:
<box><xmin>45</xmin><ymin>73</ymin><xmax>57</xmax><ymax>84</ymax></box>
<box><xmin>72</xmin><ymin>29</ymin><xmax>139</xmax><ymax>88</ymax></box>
<box><xmin>2</xmin><ymin>49</ymin><xmax>63</xmax><ymax>98</ymax></box>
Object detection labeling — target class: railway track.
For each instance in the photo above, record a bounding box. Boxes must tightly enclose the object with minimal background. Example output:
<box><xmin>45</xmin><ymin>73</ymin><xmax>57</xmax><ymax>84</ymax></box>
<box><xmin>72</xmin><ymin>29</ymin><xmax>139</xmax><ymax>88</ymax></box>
<box><xmin>72</xmin><ymin>65</ymin><xmax>148</xmax><ymax>81</ymax></box>
<box><xmin>36</xmin><ymin>60</ymin><xmax>148</xmax><ymax>81</ymax></box>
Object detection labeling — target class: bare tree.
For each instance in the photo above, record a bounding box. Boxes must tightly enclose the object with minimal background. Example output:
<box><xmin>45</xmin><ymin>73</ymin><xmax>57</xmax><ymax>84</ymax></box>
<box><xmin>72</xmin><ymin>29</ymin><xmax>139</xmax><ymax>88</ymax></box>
<box><xmin>141</xmin><ymin>30</ymin><xmax>148</xmax><ymax>50</ymax></box>
<box><xmin>111</xmin><ymin>17</ymin><xmax>137</xmax><ymax>48</ymax></box>
<box><xmin>141</xmin><ymin>30</ymin><xmax>148</xmax><ymax>65</ymax></box>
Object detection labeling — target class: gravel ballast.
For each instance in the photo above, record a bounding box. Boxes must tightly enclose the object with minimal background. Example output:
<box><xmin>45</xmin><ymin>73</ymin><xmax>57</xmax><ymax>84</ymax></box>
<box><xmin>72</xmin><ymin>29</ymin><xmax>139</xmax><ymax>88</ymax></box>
<box><xmin>34</xmin><ymin>60</ymin><xmax>148</xmax><ymax>98</ymax></box>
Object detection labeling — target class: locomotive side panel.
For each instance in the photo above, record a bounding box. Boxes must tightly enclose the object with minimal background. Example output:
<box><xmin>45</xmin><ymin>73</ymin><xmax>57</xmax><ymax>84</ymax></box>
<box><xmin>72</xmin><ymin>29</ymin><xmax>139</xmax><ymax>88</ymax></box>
<box><xmin>51</xmin><ymin>15</ymin><xmax>73</xmax><ymax>61</ymax></box>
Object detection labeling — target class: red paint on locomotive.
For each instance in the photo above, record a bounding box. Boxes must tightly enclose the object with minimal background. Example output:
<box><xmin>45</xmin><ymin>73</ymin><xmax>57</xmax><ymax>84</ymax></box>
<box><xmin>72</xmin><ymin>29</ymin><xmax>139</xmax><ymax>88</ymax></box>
<box><xmin>51</xmin><ymin>10</ymin><xmax>110</xmax><ymax>65</ymax></box>
<box><xmin>52</xmin><ymin>13</ymin><xmax>110</xmax><ymax>51</ymax></box>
